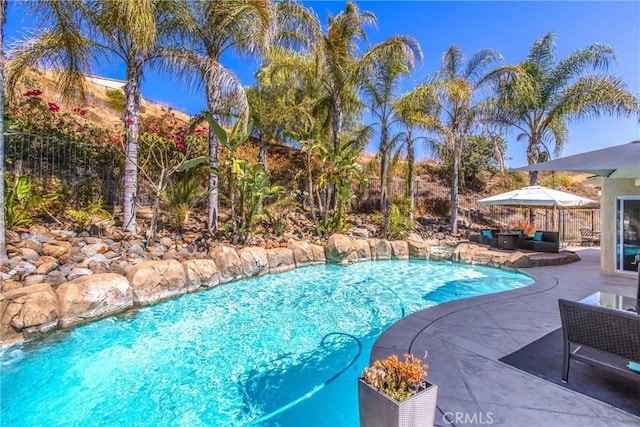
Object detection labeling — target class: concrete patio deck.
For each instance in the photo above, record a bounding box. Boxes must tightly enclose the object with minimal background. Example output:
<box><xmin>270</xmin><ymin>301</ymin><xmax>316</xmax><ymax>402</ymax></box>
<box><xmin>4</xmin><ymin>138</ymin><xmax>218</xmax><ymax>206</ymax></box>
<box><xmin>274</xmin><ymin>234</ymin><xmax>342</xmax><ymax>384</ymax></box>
<box><xmin>371</xmin><ymin>247</ymin><xmax>640</xmax><ymax>426</ymax></box>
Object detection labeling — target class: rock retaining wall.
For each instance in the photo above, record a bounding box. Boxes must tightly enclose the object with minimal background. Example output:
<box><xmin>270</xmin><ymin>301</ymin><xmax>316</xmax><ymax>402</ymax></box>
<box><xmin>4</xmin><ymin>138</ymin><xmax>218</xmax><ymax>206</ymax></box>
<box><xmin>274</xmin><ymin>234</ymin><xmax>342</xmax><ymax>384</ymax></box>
<box><xmin>0</xmin><ymin>234</ymin><xmax>571</xmax><ymax>345</ymax></box>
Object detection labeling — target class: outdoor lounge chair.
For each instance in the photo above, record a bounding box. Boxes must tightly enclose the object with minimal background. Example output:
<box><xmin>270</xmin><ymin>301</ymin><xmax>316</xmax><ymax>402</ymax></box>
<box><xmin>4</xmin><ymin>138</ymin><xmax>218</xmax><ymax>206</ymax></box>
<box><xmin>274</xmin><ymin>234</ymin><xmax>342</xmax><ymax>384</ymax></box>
<box><xmin>580</xmin><ymin>228</ymin><xmax>600</xmax><ymax>246</ymax></box>
<box><xmin>517</xmin><ymin>231</ymin><xmax>560</xmax><ymax>253</ymax></box>
<box><xmin>558</xmin><ymin>298</ymin><xmax>640</xmax><ymax>383</ymax></box>
<box><xmin>469</xmin><ymin>229</ymin><xmax>499</xmax><ymax>247</ymax></box>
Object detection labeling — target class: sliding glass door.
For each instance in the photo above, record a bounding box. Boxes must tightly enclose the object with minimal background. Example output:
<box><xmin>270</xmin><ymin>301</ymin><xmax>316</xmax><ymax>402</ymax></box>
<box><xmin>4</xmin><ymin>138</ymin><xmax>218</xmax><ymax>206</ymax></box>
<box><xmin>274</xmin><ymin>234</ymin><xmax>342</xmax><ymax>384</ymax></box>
<box><xmin>616</xmin><ymin>196</ymin><xmax>640</xmax><ymax>273</ymax></box>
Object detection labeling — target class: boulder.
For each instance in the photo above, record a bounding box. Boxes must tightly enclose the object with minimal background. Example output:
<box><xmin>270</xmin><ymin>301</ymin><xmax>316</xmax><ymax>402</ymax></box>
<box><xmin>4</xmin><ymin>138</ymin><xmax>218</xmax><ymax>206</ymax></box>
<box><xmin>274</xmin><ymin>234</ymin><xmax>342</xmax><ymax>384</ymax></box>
<box><xmin>310</xmin><ymin>244</ymin><xmax>326</xmax><ymax>265</ymax></box>
<box><xmin>128</xmin><ymin>244</ymin><xmax>145</xmax><ymax>256</ymax></box>
<box><xmin>19</xmin><ymin>248</ymin><xmax>40</xmax><ymax>262</ymax></box>
<box><xmin>36</xmin><ymin>262</ymin><xmax>58</xmax><ymax>275</ymax></box>
<box><xmin>182</xmin><ymin>259</ymin><xmax>220</xmax><ymax>292</ymax></box>
<box><xmin>45</xmin><ymin>271</ymin><xmax>68</xmax><ymax>288</ymax></box>
<box><xmin>81</xmin><ymin>243</ymin><xmax>109</xmax><ymax>257</ymax></box>
<box><xmin>1</xmin><ymin>280</ymin><xmax>22</xmax><ymax>292</ymax></box>
<box><xmin>351</xmin><ymin>239</ymin><xmax>371</xmax><ymax>262</ymax></box>
<box><xmin>126</xmin><ymin>260</ymin><xmax>188</xmax><ymax>305</ymax></box>
<box><xmin>42</xmin><ymin>241</ymin><xmax>71</xmax><ymax>258</ymax></box>
<box><xmin>408</xmin><ymin>239</ymin><xmax>431</xmax><ymax>260</ymax></box>
<box><xmin>369</xmin><ymin>239</ymin><xmax>392</xmax><ymax>260</ymax></box>
<box><xmin>325</xmin><ymin>234</ymin><xmax>353</xmax><ymax>264</ymax></box>
<box><xmin>239</xmin><ymin>247</ymin><xmax>269</xmax><ymax>278</ymax></box>
<box><xmin>210</xmin><ymin>246</ymin><xmax>242</xmax><ymax>284</ymax></box>
<box><xmin>22</xmin><ymin>274</ymin><xmax>47</xmax><ymax>286</ymax></box>
<box><xmin>389</xmin><ymin>241</ymin><xmax>409</xmax><ymax>260</ymax></box>
<box><xmin>453</xmin><ymin>243</ymin><xmax>505</xmax><ymax>268</ymax></box>
<box><xmin>10</xmin><ymin>261</ymin><xmax>37</xmax><ymax>277</ymax></box>
<box><xmin>159</xmin><ymin>237</ymin><xmax>174</xmax><ymax>248</ymax></box>
<box><xmin>36</xmin><ymin>255</ymin><xmax>58</xmax><ymax>267</ymax></box>
<box><xmin>288</xmin><ymin>240</ymin><xmax>313</xmax><ymax>268</ymax></box>
<box><xmin>55</xmin><ymin>274</ymin><xmax>133</xmax><ymax>328</ymax></box>
<box><xmin>351</xmin><ymin>227</ymin><xmax>370</xmax><ymax>239</ymax></box>
<box><xmin>266</xmin><ymin>248</ymin><xmax>295</xmax><ymax>274</ymax></box>
<box><xmin>67</xmin><ymin>268</ymin><xmax>93</xmax><ymax>281</ymax></box>
<box><xmin>1</xmin><ymin>283</ymin><xmax>59</xmax><ymax>343</ymax></box>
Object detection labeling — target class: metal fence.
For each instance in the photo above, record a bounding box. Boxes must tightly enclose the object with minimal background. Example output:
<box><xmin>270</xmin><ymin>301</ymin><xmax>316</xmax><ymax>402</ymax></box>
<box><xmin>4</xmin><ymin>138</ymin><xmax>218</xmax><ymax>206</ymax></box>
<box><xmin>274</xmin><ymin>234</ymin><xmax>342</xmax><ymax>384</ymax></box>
<box><xmin>4</xmin><ymin>131</ymin><xmax>124</xmax><ymax>208</ymax></box>
<box><xmin>354</xmin><ymin>178</ymin><xmax>601</xmax><ymax>242</ymax></box>
<box><xmin>4</xmin><ymin>132</ymin><xmax>601</xmax><ymax>242</ymax></box>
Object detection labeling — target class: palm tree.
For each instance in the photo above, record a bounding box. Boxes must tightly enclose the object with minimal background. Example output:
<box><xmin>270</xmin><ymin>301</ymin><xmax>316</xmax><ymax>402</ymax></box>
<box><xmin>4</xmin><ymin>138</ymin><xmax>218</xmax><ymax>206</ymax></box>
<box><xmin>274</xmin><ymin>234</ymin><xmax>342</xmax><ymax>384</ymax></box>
<box><xmin>489</xmin><ymin>32</ymin><xmax>640</xmax><ymax>187</ymax></box>
<box><xmin>394</xmin><ymin>90</ymin><xmax>437</xmax><ymax>221</ymax></box>
<box><xmin>7</xmin><ymin>0</ymin><xmax>170</xmax><ymax>234</ymax></box>
<box><xmin>361</xmin><ymin>46</ymin><xmax>423</xmax><ymax>217</ymax></box>
<box><xmin>161</xmin><ymin>0</ymin><xmax>276</xmax><ymax>235</ymax></box>
<box><xmin>0</xmin><ymin>0</ymin><xmax>8</xmax><ymax>260</ymax></box>
<box><xmin>320</xmin><ymin>2</ymin><xmax>422</xmax><ymax>152</ymax></box>
<box><xmin>266</xmin><ymin>2</ymin><xmax>421</xmax><ymax>219</ymax></box>
<box><xmin>407</xmin><ymin>46</ymin><xmax>502</xmax><ymax>234</ymax></box>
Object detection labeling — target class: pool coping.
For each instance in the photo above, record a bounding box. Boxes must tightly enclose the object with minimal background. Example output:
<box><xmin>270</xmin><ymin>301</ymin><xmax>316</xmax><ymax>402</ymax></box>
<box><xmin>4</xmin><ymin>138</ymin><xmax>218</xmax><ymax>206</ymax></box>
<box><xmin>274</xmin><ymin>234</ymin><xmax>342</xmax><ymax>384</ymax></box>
<box><xmin>369</xmin><ymin>247</ymin><xmax>640</xmax><ymax>426</ymax></box>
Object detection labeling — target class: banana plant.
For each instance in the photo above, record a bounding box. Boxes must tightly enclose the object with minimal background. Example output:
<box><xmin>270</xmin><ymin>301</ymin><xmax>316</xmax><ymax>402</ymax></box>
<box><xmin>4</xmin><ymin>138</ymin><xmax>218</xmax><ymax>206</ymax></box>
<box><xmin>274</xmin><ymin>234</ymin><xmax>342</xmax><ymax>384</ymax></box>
<box><xmin>203</xmin><ymin>112</ymin><xmax>282</xmax><ymax>244</ymax></box>
<box><xmin>4</xmin><ymin>176</ymin><xmax>57</xmax><ymax>229</ymax></box>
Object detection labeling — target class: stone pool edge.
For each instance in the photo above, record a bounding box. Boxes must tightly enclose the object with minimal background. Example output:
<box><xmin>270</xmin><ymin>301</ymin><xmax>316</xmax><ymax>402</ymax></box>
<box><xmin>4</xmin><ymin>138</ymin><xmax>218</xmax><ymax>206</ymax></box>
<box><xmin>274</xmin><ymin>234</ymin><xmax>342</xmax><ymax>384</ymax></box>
<box><xmin>0</xmin><ymin>234</ymin><xmax>570</xmax><ymax>346</ymax></box>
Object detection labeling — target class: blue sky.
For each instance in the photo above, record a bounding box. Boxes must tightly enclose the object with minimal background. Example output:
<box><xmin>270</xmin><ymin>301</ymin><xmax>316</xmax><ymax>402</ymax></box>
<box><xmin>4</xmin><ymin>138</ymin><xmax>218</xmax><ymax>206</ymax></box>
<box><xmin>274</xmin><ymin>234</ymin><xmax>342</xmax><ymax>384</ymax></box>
<box><xmin>4</xmin><ymin>1</ymin><xmax>639</xmax><ymax>168</ymax></box>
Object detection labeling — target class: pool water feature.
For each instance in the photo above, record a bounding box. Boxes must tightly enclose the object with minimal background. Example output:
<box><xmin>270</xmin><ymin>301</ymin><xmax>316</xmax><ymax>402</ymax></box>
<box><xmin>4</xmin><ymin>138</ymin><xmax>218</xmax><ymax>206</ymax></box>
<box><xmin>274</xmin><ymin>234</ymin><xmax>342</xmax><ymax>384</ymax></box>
<box><xmin>1</xmin><ymin>260</ymin><xmax>533</xmax><ymax>426</ymax></box>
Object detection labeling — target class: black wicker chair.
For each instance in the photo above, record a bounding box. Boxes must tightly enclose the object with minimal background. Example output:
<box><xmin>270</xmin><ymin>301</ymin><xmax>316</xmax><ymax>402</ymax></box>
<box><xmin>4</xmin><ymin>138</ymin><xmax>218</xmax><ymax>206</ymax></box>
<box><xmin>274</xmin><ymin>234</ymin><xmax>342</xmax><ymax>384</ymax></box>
<box><xmin>558</xmin><ymin>298</ymin><xmax>640</xmax><ymax>383</ymax></box>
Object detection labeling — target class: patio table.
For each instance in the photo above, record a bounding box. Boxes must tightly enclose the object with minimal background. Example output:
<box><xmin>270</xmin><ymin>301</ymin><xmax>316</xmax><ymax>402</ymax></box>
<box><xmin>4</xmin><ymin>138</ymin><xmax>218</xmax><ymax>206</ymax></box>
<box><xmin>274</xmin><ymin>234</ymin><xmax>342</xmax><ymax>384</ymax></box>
<box><xmin>496</xmin><ymin>233</ymin><xmax>519</xmax><ymax>250</ymax></box>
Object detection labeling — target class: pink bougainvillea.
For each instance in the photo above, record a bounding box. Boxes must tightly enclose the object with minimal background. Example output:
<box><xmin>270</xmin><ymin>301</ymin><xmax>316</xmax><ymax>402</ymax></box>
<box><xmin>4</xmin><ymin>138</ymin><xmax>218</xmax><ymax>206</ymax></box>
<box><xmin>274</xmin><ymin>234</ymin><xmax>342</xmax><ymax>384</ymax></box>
<box><xmin>47</xmin><ymin>102</ymin><xmax>60</xmax><ymax>112</ymax></box>
<box><xmin>24</xmin><ymin>89</ymin><xmax>42</xmax><ymax>97</ymax></box>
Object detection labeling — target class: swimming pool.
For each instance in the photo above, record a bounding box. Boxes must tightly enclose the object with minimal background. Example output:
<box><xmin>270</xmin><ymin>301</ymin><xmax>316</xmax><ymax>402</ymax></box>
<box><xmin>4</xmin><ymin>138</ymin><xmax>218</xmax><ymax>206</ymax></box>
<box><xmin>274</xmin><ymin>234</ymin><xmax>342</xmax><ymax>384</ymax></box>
<box><xmin>1</xmin><ymin>260</ymin><xmax>533</xmax><ymax>426</ymax></box>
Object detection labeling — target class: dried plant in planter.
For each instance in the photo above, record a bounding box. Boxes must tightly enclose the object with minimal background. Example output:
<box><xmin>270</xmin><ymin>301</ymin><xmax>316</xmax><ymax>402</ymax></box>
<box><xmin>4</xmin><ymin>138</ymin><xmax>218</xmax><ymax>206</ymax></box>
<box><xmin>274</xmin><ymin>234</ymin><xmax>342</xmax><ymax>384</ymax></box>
<box><xmin>511</xmin><ymin>219</ymin><xmax>536</xmax><ymax>236</ymax></box>
<box><xmin>362</xmin><ymin>353</ymin><xmax>429</xmax><ymax>402</ymax></box>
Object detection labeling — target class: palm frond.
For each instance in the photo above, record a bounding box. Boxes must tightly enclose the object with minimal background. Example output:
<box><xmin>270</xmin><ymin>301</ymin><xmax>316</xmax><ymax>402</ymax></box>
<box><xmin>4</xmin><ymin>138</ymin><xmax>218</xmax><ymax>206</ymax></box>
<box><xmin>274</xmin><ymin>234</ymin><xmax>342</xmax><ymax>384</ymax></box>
<box><xmin>550</xmin><ymin>75</ymin><xmax>640</xmax><ymax>122</ymax></box>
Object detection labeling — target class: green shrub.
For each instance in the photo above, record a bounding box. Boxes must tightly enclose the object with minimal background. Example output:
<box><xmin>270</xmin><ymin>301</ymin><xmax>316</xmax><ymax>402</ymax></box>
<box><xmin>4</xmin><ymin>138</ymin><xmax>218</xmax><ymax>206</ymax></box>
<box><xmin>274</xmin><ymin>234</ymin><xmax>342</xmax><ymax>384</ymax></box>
<box><xmin>105</xmin><ymin>88</ymin><xmax>125</xmax><ymax>114</ymax></box>
<box><xmin>374</xmin><ymin>197</ymin><xmax>414</xmax><ymax>239</ymax></box>
<box><xmin>539</xmin><ymin>173</ymin><xmax>575</xmax><ymax>189</ymax></box>
<box><xmin>4</xmin><ymin>176</ymin><xmax>57</xmax><ymax>229</ymax></box>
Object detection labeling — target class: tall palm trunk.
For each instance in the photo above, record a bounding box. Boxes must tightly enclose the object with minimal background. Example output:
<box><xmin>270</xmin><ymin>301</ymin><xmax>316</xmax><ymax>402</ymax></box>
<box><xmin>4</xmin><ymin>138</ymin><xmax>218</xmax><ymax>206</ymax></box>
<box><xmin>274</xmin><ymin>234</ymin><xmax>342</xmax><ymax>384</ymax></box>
<box><xmin>379</xmin><ymin>124</ymin><xmax>391</xmax><ymax>233</ymax></box>
<box><xmin>122</xmin><ymin>62</ymin><xmax>143</xmax><ymax>234</ymax></box>
<box><xmin>206</xmin><ymin>77</ymin><xmax>221</xmax><ymax>235</ymax></box>
<box><xmin>450</xmin><ymin>137</ymin><xmax>460</xmax><ymax>235</ymax></box>
<box><xmin>332</xmin><ymin>97</ymin><xmax>342</xmax><ymax>150</ymax></box>
<box><xmin>527</xmin><ymin>136</ymin><xmax>541</xmax><ymax>223</ymax></box>
<box><xmin>0</xmin><ymin>0</ymin><xmax>8</xmax><ymax>260</ymax></box>
<box><xmin>406</xmin><ymin>129</ymin><xmax>415</xmax><ymax>221</ymax></box>
<box><xmin>258</xmin><ymin>135</ymin><xmax>267</xmax><ymax>169</ymax></box>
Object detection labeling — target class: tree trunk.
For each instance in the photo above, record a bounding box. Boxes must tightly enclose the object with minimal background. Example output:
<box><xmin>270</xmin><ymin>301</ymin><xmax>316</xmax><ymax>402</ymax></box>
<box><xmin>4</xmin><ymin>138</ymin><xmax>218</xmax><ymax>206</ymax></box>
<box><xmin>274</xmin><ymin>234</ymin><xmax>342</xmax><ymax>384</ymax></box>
<box><xmin>206</xmin><ymin>77</ymin><xmax>221</xmax><ymax>236</ymax></box>
<box><xmin>493</xmin><ymin>134</ymin><xmax>506</xmax><ymax>176</ymax></box>
<box><xmin>527</xmin><ymin>138</ymin><xmax>541</xmax><ymax>223</ymax></box>
<box><xmin>258</xmin><ymin>135</ymin><xmax>267</xmax><ymax>169</ymax></box>
<box><xmin>450</xmin><ymin>138</ymin><xmax>460</xmax><ymax>235</ymax></box>
<box><xmin>307</xmin><ymin>155</ymin><xmax>317</xmax><ymax>224</ymax></box>
<box><xmin>330</xmin><ymin>97</ymin><xmax>342</xmax><ymax>212</ymax></box>
<box><xmin>0</xmin><ymin>0</ymin><xmax>8</xmax><ymax>260</ymax></box>
<box><xmin>332</xmin><ymin>97</ymin><xmax>343</xmax><ymax>150</ymax></box>
<box><xmin>406</xmin><ymin>133</ymin><xmax>415</xmax><ymax>222</ymax></box>
<box><xmin>122</xmin><ymin>62</ymin><xmax>143</xmax><ymax>234</ymax></box>
<box><xmin>148</xmin><ymin>169</ymin><xmax>166</xmax><ymax>246</ymax></box>
<box><xmin>379</xmin><ymin>124</ymin><xmax>391</xmax><ymax>235</ymax></box>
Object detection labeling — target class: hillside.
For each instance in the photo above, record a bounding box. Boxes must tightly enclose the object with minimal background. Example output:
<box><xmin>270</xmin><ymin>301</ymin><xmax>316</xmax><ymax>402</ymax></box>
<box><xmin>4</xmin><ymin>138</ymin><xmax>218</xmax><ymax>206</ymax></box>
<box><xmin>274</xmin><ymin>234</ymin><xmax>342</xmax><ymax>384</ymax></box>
<box><xmin>7</xmin><ymin>69</ymin><xmax>601</xmax><ymax>242</ymax></box>
<box><xmin>14</xmin><ymin>69</ymin><xmax>193</xmax><ymax>131</ymax></box>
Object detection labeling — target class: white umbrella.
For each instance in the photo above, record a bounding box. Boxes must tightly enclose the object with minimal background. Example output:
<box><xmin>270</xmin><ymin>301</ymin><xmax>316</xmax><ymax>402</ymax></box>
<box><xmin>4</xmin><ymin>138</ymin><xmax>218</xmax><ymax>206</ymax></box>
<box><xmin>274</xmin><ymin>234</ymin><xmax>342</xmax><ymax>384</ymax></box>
<box><xmin>477</xmin><ymin>185</ymin><xmax>600</xmax><ymax>209</ymax></box>
<box><xmin>477</xmin><ymin>186</ymin><xmax>600</xmax><ymax>245</ymax></box>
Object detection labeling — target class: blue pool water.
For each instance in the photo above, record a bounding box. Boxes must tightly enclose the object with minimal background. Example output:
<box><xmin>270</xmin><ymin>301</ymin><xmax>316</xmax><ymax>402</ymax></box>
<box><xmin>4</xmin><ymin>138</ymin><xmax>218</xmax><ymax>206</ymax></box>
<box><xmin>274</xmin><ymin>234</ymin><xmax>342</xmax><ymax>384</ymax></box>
<box><xmin>1</xmin><ymin>260</ymin><xmax>533</xmax><ymax>426</ymax></box>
